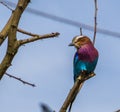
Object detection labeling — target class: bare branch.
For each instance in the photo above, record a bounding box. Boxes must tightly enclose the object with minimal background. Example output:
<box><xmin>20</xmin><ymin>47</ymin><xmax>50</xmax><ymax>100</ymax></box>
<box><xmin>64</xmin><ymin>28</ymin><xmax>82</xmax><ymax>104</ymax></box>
<box><xmin>59</xmin><ymin>72</ymin><xmax>95</xmax><ymax>112</ymax></box>
<box><xmin>93</xmin><ymin>0</ymin><xmax>98</xmax><ymax>45</ymax></box>
<box><xmin>5</xmin><ymin>72</ymin><xmax>36</xmax><ymax>87</ymax></box>
<box><xmin>17</xmin><ymin>28</ymin><xmax>39</xmax><ymax>36</ymax></box>
<box><xmin>18</xmin><ymin>32</ymin><xmax>60</xmax><ymax>45</ymax></box>
<box><xmin>0</xmin><ymin>14</ymin><xmax>14</xmax><ymax>45</ymax></box>
<box><xmin>80</xmin><ymin>28</ymin><xmax>83</xmax><ymax>35</ymax></box>
<box><xmin>0</xmin><ymin>0</ymin><xmax>31</xmax><ymax>79</ymax></box>
<box><xmin>0</xmin><ymin>31</ymin><xmax>59</xmax><ymax>80</ymax></box>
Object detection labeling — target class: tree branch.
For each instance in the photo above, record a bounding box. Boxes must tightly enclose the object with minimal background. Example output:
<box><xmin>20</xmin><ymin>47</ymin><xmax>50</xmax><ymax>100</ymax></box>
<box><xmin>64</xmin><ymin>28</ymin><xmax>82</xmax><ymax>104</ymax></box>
<box><xmin>80</xmin><ymin>28</ymin><xmax>83</xmax><ymax>36</ymax></box>
<box><xmin>0</xmin><ymin>0</ymin><xmax>30</xmax><ymax>45</ymax></box>
<box><xmin>18</xmin><ymin>32</ymin><xmax>60</xmax><ymax>45</ymax></box>
<box><xmin>5</xmin><ymin>72</ymin><xmax>36</xmax><ymax>87</ymax></box>
<box><xmin>0</xmin><ymin>0</ymin><xmax>31</xmax><ymax>79</ymax></box>
<box><xmin>0</xmin><ymin>0</ymin><xmax>60</xmax><ymax>80</ymax></box>
<box><xmin>0</xmin><ymin>13</ymin><xmax>14</xmax><ymax>45</ymax></box>
<box><xmin>17</xmin><ymin>28</ymin><xmax>39</xmax><ymax>36</ymax></box>
<box><xmin>59</xmin><ymin>72</ymin><xmax>95</xmax><ymax>112</ymax></box>
<box><xmin>0</xmin><ymin>31</ymin><xmax>59</xmax><ymax>80</ymax></box>
<box><xmin>93</xmin><ymin>0</ymin><xmax>98</xmax><ymax>45</ymax></box>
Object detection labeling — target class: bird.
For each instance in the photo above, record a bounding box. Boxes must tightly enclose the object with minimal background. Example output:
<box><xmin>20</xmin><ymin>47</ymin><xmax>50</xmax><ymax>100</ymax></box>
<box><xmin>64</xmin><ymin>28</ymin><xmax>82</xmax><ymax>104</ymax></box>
<box><xmin>68</xmin><ymin>35</ymin><xmax>99</xmax><ymax>112</ymax></box>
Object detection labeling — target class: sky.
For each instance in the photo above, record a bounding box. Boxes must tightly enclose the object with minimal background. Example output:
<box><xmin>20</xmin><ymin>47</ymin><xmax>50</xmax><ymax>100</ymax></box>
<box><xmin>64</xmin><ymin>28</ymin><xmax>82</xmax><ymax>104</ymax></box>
<box><xmin>0</xmin><ymin>0</ymin><xmax>120</xmax><ymax>112</ymax></box>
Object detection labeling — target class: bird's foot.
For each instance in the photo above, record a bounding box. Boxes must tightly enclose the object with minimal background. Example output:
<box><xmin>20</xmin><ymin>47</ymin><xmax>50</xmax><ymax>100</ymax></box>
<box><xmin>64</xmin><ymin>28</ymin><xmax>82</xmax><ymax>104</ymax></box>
<box><xmin>81</xmin><ymin>70</ymin><xmax>87</xmax><ymax>75</ymax></box>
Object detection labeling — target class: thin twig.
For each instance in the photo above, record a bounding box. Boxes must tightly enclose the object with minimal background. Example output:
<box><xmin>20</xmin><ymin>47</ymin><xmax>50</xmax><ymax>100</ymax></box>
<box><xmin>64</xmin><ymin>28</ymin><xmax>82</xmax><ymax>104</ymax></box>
<box><xmin>17</xmin><ymin>28</ymin><xmax>39</xmax><ymax>36</ymax></box>
<box><xmin>80</xmin><ymin>28</ymin><xmax>83</xmax><ymax>35</ymax></box>
<box><xmin>0</xmin><ymin>1</ymin><xmax>13</xmax><ymax>11</ymax></box>
<box><xmin>59</xmin><ymin>72</ymin><xmax>95</xmax><ymax>112</ymax></box>
<box><xmin>93</xmin><ymin>0</ymin><xmax>98</xmax><ymax>45</ymax></box>
<box><xmin>5</xmin><ymin>72</ymin><xmax>36</xmax><ymax>87</ymax></box>
<box><xmin>18</xmin><ymin>32</ymin><xmax>60</xmax><ymax>45</ymax></box>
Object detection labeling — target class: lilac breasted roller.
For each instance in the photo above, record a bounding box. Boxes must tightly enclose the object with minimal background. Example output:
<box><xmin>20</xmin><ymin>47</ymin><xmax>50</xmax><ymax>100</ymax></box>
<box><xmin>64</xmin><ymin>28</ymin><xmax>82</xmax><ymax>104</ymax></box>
<box><xmin>68</xmin><ymin>35</ymin><xmax>99</xmax><ymax>112</ymax></box>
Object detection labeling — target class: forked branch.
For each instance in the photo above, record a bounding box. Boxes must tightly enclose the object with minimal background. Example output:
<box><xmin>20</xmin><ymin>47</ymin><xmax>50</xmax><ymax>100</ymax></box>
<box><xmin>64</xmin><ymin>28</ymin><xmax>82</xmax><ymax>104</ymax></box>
<box><xmin>0</xmin><ymin>0</ymin><xmax>60</xmax><ymax>80</ymax></box>
<box><xmin>59</xmin><ymin>72</ymin><xmax>95</xmax><ymax>112</ymax></box>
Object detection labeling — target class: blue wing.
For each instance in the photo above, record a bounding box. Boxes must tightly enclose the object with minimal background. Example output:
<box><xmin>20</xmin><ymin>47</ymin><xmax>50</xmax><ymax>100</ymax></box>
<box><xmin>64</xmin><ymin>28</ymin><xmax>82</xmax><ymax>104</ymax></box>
<box><xmin>73</xmin><ymin>52</ymin><xmax>98</xmax><ymax>81</ymax></box>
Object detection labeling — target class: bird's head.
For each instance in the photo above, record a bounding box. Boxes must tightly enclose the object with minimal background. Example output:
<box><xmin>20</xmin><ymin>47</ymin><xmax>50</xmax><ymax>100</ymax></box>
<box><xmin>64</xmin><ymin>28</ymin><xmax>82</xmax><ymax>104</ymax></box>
<box><xmin>69</xmin><ymin>35</ymin><xmax>92</xmax><ymax>49</ymax></box>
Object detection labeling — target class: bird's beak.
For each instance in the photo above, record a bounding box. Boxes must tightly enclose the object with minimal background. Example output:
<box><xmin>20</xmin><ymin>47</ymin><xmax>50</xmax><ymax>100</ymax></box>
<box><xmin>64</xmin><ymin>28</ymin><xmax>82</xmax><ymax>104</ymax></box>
<box><xmin>68</xmin><ymin>43</ymin><xmax>74</xmax><ymax>46</ymax></box>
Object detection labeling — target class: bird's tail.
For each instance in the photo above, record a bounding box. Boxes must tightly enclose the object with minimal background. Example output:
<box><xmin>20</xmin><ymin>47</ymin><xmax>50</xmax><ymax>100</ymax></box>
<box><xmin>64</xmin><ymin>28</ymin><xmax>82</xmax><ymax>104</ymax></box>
<box><xmin>68</xmin><ymin>82</ymin><xmax>84</xmax><ymax>112</ymax></box>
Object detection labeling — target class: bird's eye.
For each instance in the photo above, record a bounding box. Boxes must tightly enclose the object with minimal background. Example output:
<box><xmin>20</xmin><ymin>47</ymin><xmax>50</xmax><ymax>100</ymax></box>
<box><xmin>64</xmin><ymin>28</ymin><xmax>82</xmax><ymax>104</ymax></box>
<box><xmin>74</xmin><ymin>41</ymin><xmax>77</xmax><ymax>43</ymax></box>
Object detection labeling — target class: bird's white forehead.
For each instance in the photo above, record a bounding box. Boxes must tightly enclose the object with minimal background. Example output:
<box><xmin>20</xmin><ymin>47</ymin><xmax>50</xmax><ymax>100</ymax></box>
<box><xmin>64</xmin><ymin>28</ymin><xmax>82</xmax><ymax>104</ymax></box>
<box><xmin>75</xmin><ymin>35</ymin><xmax>84</xmax><ymax>39</ymax></box>
<box><xmin>72</xmin><ymin>35</ymin><xmax>84</xmax><ymax>42</ymax></box>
